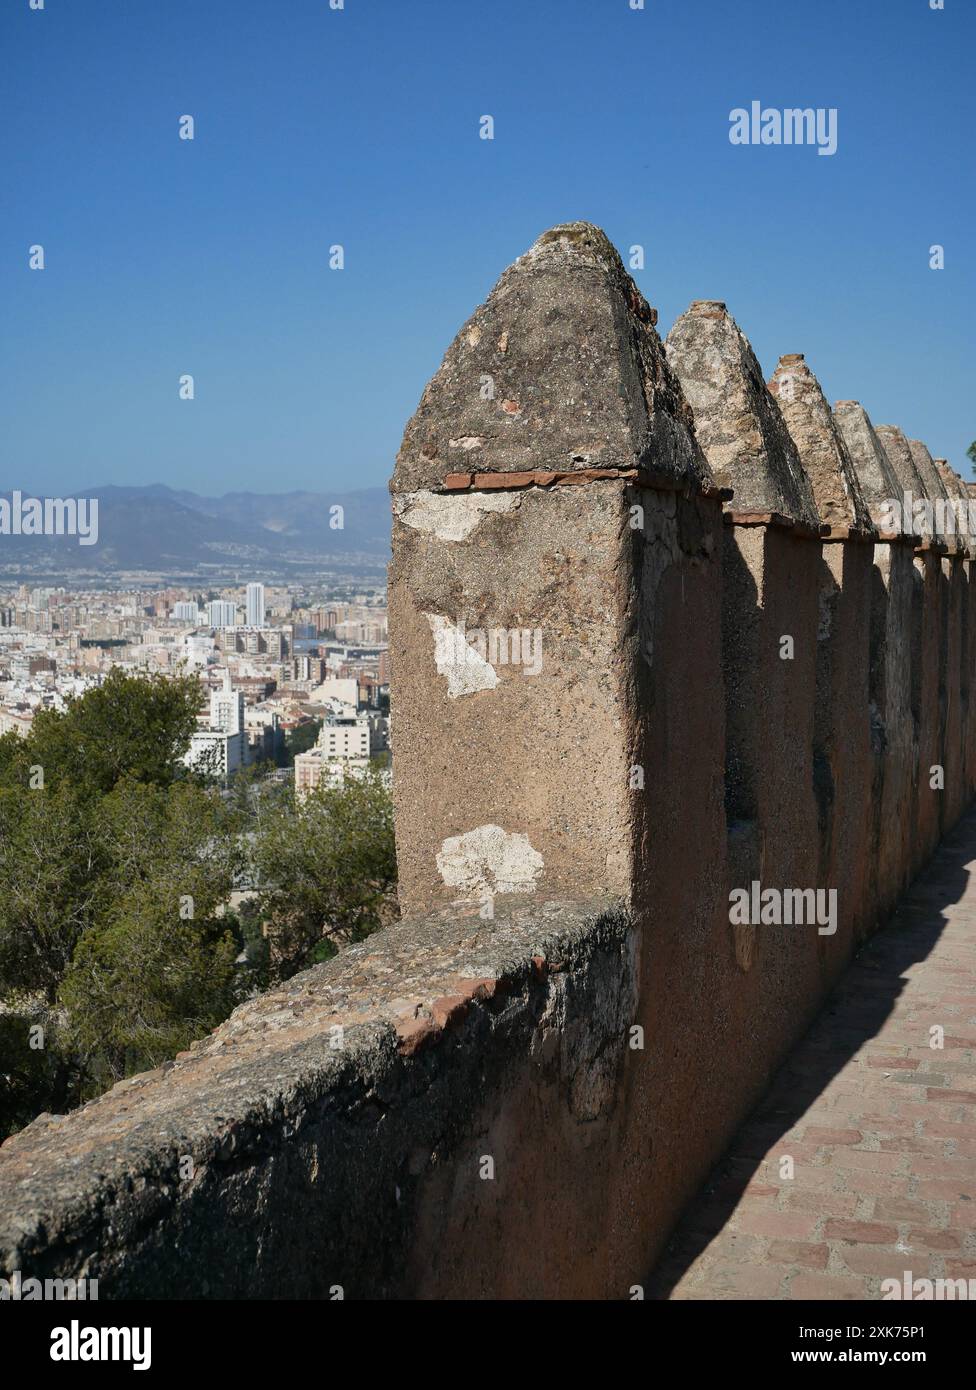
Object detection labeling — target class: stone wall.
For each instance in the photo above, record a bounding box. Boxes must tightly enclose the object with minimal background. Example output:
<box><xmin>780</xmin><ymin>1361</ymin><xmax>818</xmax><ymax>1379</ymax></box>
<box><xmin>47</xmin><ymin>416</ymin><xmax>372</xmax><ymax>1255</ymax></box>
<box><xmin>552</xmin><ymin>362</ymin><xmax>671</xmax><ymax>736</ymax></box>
<box><xmin>1</xmin><ymin>224</ymin><xmax>973</xmax><ymax>1299</ymax></box>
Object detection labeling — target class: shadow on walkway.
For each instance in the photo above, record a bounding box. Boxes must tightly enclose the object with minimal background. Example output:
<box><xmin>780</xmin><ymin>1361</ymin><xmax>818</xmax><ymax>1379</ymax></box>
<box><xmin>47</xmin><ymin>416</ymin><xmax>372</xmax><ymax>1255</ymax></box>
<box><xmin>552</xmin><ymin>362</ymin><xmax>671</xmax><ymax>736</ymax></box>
<box><xmin>647</xmin><ymin>804</ymin><xmax>976</xmax><ymax>1297</ymax></box>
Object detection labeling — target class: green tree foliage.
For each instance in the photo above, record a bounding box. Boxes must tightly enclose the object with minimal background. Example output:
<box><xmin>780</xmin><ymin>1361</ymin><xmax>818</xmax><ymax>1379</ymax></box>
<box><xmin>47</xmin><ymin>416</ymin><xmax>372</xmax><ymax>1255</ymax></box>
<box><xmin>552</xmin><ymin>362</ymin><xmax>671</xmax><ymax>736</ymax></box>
<box><xmin>19</xmin><ymin>667</ymin><xmax>203</xmax><ymax>796</ymax></box>
<box><xmin>251</xmin><ymin>769</ymin><xmax>396</xmax><ymax>980</ymax></box>
<box><xmin>0</xmin><ymin>673</ymin><xmax>396</xmax><ymax>1138</ymax></box>
<box><xmin>283</xmin><ymin>718</ymin><xmax>322</xmax><ymax>764</ymax></box>
<box><xmin>59</xmin><ymin>779</ymin><xmax>242</xmax><ymax>1087</ymax></box>
<box><xmin>967</xmin><ymin>440</ymin><xmax>976</xmax><ymax>476</ymax></box>
<box><xmin>0</xmin><ymin>675</ymin><xmax>237</xmax><ymax>1133</ymax></box>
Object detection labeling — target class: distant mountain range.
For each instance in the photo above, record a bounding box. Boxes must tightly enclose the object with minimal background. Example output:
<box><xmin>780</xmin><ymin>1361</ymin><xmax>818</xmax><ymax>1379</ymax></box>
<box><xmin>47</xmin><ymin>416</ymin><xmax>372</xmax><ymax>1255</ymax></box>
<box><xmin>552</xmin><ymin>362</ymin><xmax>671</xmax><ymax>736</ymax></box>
<box><xmin>0</xmin><ymin>484</ymin><xmax>391</xmax><ymax>578</ymax></box>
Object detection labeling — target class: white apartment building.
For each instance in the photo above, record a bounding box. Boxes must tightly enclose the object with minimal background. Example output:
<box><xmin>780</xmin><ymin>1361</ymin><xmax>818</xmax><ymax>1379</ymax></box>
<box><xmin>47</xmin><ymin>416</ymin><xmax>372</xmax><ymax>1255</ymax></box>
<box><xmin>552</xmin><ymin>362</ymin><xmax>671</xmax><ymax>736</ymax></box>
<box><xmin>317</xmin><ymin>713</ymin><xmax>370</xmax><ymax>760</ymax></box>
<box><xmin>294</xmin><ymin>750</ymin><xmax>372</xmax><ymax>799</ymax></box>
<box><xmin>184</xmin><ymin>728</ymin><xmax>245</xmax><ymax>779</ymax></box>
<box><xmin>182</xmin><ymin>673</ymin><xmax>245</xmax><ymax>779</ymax></box>
<box><xmin>210</xmin><ymin>677</ymin><xmax>245</xmax><ymax>735</ymax></box>
<box><xmin>208</xmin><ymin>600</ymin><xmax>238</xmax><ymax>628</ymax></box>
<box><xmin>245</xmin><ymin>583</ymin><xmax>266</xmax><ymax>628</ymax></box>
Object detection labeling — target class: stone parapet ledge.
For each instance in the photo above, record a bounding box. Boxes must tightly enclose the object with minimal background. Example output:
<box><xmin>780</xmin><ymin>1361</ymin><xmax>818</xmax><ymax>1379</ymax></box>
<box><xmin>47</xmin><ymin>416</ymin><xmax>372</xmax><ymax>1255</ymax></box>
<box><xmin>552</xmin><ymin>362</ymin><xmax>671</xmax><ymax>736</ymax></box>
<box><xmin>0</xmin><ymin>898</ymin><xmax>634</xmax><ymax>1299</ymax></box>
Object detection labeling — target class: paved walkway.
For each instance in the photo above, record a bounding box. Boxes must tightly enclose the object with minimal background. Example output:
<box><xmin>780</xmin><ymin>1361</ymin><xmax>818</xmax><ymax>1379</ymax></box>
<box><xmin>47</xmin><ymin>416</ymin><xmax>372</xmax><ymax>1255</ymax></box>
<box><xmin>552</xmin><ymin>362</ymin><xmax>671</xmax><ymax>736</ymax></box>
<box><xmin>649</xmin><ymin>809</ymin><xmax>976</xmax><ymax>1300</ymax></box>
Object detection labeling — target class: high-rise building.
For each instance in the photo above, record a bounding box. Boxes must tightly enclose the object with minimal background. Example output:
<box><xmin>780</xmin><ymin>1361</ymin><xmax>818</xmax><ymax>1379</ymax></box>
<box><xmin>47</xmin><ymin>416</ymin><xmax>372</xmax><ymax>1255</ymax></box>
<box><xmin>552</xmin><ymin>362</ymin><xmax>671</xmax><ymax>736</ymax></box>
<box><xmin>173</xmin><ymin>601</ymin><xmax>200</xmax><ymax>623</ymax></box>
<box><xmin>209</xmin><ymin>672</ymin><xmax>244</xmax><ymax>736</ymax></box>
<box><xmin>246</xmin><ymin>582</ymin><xmax>266</xmax><ymax>628</ymax></box>
<box><xmin>208</xmin><ymin>600</ymin><xmax>237</xmax><ymax>628</ymax></box>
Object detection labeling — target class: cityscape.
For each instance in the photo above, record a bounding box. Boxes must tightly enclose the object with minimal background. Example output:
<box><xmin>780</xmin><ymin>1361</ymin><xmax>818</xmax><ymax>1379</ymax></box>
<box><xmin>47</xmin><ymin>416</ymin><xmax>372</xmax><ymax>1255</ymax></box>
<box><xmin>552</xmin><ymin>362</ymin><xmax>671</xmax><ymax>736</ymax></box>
<box><xmin>0</xmin><ymin>573</ymin><xmax>390</xmax><ymax>793</ymax></box>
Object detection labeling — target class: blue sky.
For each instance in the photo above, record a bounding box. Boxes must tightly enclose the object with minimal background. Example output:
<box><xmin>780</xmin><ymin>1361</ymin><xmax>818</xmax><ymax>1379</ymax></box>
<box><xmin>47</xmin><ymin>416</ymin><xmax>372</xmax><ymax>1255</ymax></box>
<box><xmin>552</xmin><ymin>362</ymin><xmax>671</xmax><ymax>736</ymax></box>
<box><xmin>2</xmin><ymin>0</ymin><xmax>972</xmax><ymax>497</ymax></box>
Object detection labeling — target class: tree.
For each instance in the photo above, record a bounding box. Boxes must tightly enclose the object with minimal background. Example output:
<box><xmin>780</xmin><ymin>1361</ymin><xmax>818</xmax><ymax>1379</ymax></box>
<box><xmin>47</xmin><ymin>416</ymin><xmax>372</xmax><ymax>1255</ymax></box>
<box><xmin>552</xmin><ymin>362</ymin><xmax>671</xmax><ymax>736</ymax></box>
<box><xmin>0</xmin><ymin>676</ymin><xmax>241</xmax><ymax>1136</ymax></box>
<box><xmin>0</xmin><ymin>782</ymin><xmax>101</xmax><ymax>1003</ymax></box>
<box><xmin>251</xmin><ymin>769</ymin><xmax>396</xmax><ymax>981</ymax></box>
<box><xmin>968</xmin><ymin>441</ymin><xmax>976</xmax><ymax>476</ymax></box>
<box><xmin>22</xmin><ymin>667</ymin><xmax>203</xmax><ymax>797</ymax></box>
<box><xmin>0</xmin><ymin>673</ymin><xmax>398</xmax><ymax>1137</ymax></box>
<box><xmin>284</xmin><ymin>718</ymin><xmax>322</xmax><ymax>764</ymax></box>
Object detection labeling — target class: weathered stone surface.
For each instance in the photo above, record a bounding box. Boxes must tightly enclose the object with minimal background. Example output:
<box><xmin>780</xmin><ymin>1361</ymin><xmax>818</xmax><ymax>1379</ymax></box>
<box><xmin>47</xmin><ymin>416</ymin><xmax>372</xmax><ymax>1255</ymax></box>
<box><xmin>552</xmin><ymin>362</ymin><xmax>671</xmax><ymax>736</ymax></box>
<box><xmin>665</xmin><ymin>303</ymin><xmax>820</xmax><ymax>529</ymax></box>
<box><xmin>0</xmin><ymin>899</ymin><xmax>637</xmax><ymax>1298</ymax></box>
<box><xmin>869</xmin><ymin>545</ymin><xmax>917</xmax><ymax>917</ymax></box>
<box><xmin>392</xmin><ymin>222</ymin><xmax>713</xmax><ymax>494</ymax></box>
<box><xmin>768</xmin><ymin>355</ymin><xmax>872</xmax><ymax>535</ymax></box>
<box><xmin>909</xmin><ymin>439</ymin><xmax>964</xmax><ymax>552</ymax></box>
<box><xmin>832</xmin><ymin>401</ymin><xmax>907</xmax><ymax>536</ymax></box>
<box><xmin>908</xmin><ymin>438</ymin><xmax>954</xmax><ymax>509</ymax></box>
<box><xmin>876</xmin><ymin>425</ymin><xmax>936</xmax><ymax>542</ymax></box>
<box><xmin>934</xmin><ymin>458</ymin><xmax>968</xmax><ymax>497</ymax></box>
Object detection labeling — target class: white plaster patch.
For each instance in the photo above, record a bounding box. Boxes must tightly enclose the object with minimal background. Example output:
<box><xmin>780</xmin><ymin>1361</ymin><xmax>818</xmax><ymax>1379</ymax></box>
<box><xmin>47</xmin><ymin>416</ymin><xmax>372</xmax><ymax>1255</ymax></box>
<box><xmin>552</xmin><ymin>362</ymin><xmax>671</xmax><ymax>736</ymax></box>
<box><xmin>394</xmin><ymin>490</ymin><xmax>521</xmax><ymax>542</ymax></box>
<box><xmin>426</xmin><ymin>613</ymin><xmax>499</xmax><ymax>696</ymax></box>
<box><xmin>436</xmin><ymin>824</ymin><xmax>544</xmax><ymax>908</ymax></box>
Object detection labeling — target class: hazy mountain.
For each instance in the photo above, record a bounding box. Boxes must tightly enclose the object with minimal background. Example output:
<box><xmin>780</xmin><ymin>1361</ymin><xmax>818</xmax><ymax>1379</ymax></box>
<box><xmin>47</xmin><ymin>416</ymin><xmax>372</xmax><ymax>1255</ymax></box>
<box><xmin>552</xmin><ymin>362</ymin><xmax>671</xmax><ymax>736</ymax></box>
<box><xmin>0</xmin><ymin>484</ymin><xmax>391</xmax><ymax>576</ymax></box>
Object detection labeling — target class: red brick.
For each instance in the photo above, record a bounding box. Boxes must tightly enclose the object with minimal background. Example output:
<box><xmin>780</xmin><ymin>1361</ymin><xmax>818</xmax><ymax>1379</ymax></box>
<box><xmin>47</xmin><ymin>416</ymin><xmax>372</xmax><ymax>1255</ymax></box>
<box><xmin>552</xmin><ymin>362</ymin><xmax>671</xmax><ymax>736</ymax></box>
<box><xmin>923</xmin><ymin>1120</ymin><xmax>976</xmax><ymax>1140</ymax></box>
<box><xmin>760</xmin><ymin>1163</ymin><xmax>833</xmax><ymax>1190</ymax></box>
<box><xmin>839</xmin><ymin>1246</ymin><xmax>919</xmax><ymax>1279</ymax></box>
<box><xmin>907</xmin><ymin>1228</ymin><xmax>961</xmax><ymax>1251</ymax></box>
<box><xmin>828</xmin><ymin>1149</ymin><xmax>907</xmax><ymax>1173</ymax></box>
<box><xmin>879</xmin><ymin>1136</ymin><xmax>944</xmax><ymax>1154</ymax></box>
<box><xmin>804</xmin><ymin>1126</ymin><xmax>863</xmax><ymax>1145</ymax></box>
<box><xmin>734</xmin><ymin>1209</ymin><xmax>818</xmax><ymax>1239</ymax></box>
<box><xmin>782</xmin><ymin>1189</ymin><xmax>859</xmax><ymax>1216</ymax></box>
<box><xmin>824</xmin><ymin>1219</ymin><xmax>899</xmax><ymax>1244</ymax></box>
<box><xmin>692</xmin><ymin>1263</ymin><xmax>785</xmax><ymax>1299</ymax></box>
<box><xmin>832</xmin><ymin>1171</ymin><xmax>909</xmax><ymax>1196</ymax></box>
<box><xmin>789</xmin><ymin>1273</ymin><xmax>868</xmax><ymax>1300</ymax></box>
<box><xmin>910</xmin><ymin>1155</ymin><xmax>975</xmax><ymax>1179</ymax></box>
<box><xmin>873</xmin><ymin>1196</ymin><xmax>942</xmax><ymax>1223</ymax></box>
<box><xmin>766</xmin><ymin>1240</ymin><xmax>829</xmax><ymax>1270</ymax></box>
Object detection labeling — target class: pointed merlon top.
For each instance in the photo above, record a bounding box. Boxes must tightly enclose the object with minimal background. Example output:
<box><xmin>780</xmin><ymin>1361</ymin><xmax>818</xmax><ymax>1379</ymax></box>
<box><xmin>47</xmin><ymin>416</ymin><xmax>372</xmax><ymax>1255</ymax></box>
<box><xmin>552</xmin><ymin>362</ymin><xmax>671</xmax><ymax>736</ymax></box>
<box><xmin>907</xmin><ymin>438</ymin><xmax>953</xmax><ymax>502</ymax></box>
<box><xmin>906</xmin><ymin>438</ymin><xmax>960</xmax><ymax>550</ymax></box>
<box><xmin>392</xmin><ymin>222</ymin><xmax>713</xmax><ymax>495</ymax></box>
<box><xmin>933</xmin><ymin>455</ymin><xmax>969</xmax><ymax>502</ymax></box>
<box><xmin>875</xmin><ymin>426</ymin><xmax>936</xmax><ymax>541</ymax></box>
<box><xmin>664</xmin><ymin>302</ymin><xmax>820</xmax><ymax>530</ymax></box>
<box><xmin>768</xmin><ymin>355</ymin><xmax>872</xmax><ymax>535</ymax></box>
<box><xmin>832</xmin><ymin>401</ymin><xmax>910</xmax><ymax>537</ymax></box>
<box><xmin>933</xmin><ymin>457</ymin><xmax>974</xmax><ymax>552</ymax></box>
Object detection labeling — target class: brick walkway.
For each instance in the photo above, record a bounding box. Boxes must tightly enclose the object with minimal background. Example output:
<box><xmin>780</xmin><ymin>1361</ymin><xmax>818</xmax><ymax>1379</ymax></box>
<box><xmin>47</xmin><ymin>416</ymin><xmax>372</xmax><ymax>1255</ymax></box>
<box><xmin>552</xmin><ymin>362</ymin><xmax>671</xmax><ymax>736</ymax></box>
<box><xmin>649</xmin><ymin>808</ymin><xmax>976</xmax><ymax>1300</ymax></box>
